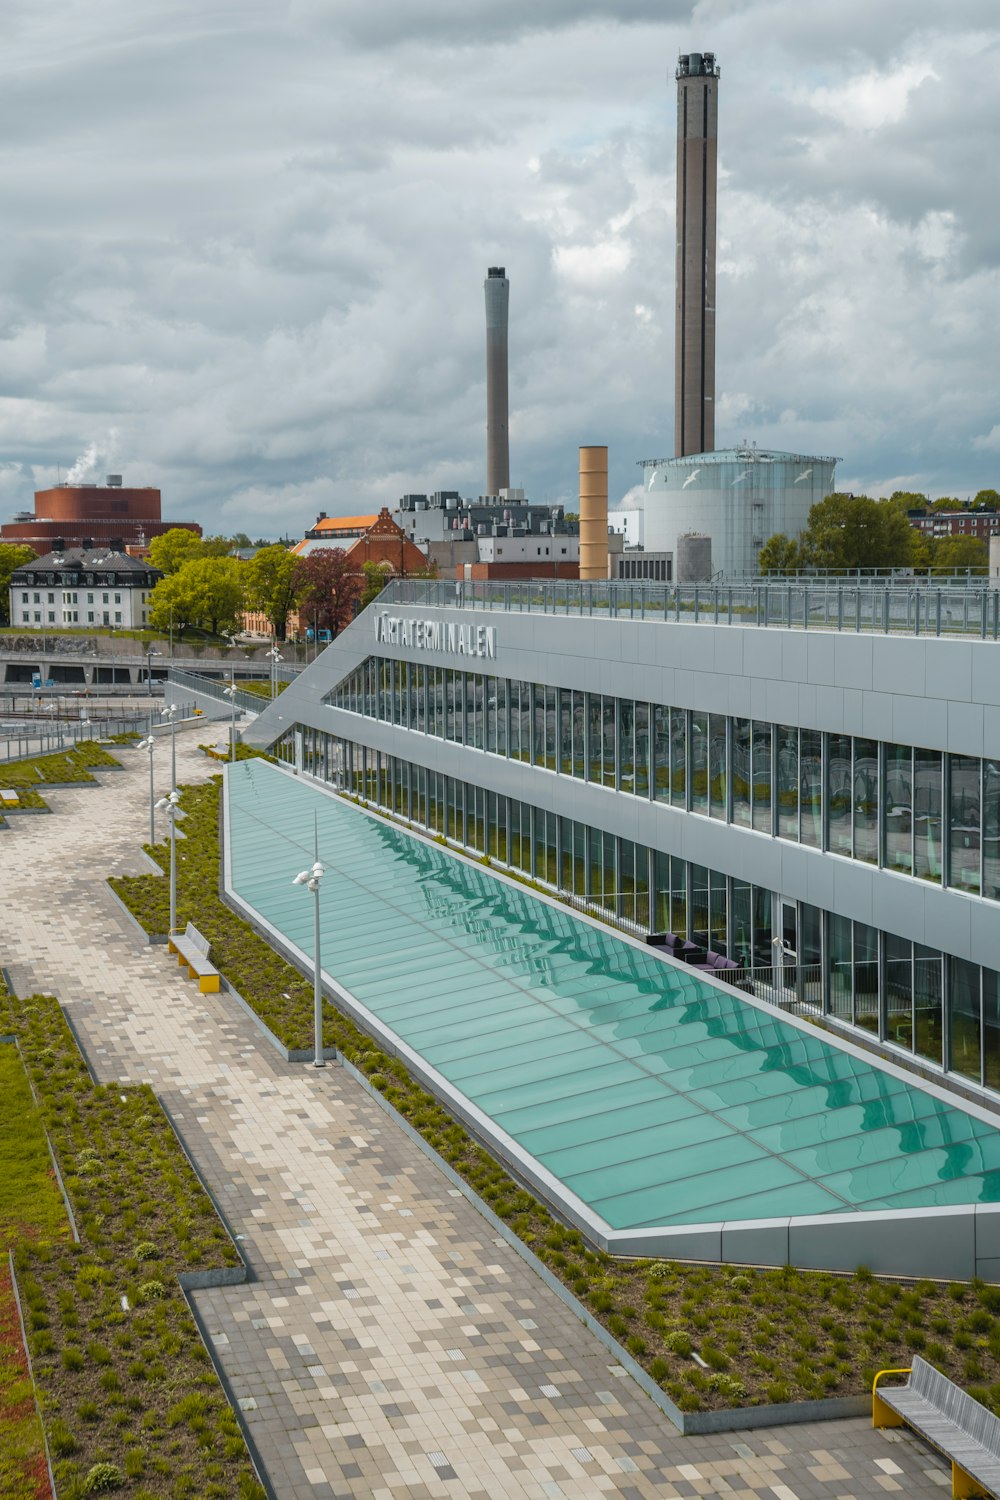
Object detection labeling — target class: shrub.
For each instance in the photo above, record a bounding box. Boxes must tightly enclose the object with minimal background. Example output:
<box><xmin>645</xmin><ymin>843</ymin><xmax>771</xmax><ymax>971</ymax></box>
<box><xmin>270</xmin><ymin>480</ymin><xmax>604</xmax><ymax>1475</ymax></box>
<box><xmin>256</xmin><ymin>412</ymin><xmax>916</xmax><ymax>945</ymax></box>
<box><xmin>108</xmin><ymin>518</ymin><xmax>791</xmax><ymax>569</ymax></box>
<box><xmin>83</xmin><ymin>1463</ymin><xmax>125</xmax><ymax>1493</ymax></box>
<box><xmin>662</xmin><ymin>1331</ymin><xmax>692</xmax><ymax>1358</ymax></box>
<box><xmin>133</xmin><ymin>1241</ymin><xmax>159</xmax><ymax>1261</ymax></box>
<box><xmin>137</xmin><ymin>1280</ymin><xmax>166</xmax><ymax>1302</ymax></box>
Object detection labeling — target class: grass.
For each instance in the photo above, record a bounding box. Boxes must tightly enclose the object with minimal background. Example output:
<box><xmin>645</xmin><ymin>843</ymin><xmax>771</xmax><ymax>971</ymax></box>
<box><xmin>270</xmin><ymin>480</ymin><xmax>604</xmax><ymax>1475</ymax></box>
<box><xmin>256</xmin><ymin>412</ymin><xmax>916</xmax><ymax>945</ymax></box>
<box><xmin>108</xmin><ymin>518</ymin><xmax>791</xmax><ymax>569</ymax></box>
<box><xmin>0</xmin><ymin>1045</ymin><xmax>68</xmax><ymax>1500</ymax></box>
<box><xmin>108</xmin><ymin>768</ymin><xmax>1000</xmax><ymax>1416</ymax></box>
<box><xmin>234</xmin><ymin>679</ymin><xmax>286</xmax><ymax>701</ymax></box>
<box><xmin>0</xmin><ymin>980</ymin><xmax>265</xmax><ymax>1498</ymax></box>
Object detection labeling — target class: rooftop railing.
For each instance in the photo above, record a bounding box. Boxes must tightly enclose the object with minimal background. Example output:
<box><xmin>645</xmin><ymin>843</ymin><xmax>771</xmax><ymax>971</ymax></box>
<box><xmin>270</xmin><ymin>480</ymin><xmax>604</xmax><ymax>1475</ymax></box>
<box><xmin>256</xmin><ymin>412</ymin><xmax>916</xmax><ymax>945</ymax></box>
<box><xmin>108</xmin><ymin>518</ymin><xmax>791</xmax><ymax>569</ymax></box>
<box><xmin>378</xmin><ymin>578</ymin><xmax>1000</xmax><ymax>639</ymax></box>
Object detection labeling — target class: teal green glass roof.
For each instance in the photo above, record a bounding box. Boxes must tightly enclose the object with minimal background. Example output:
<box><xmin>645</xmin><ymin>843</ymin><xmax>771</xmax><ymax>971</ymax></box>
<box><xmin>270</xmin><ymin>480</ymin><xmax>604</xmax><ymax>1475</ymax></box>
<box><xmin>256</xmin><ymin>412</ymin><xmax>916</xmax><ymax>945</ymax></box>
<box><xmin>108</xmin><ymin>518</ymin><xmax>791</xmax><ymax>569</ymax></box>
<box><xmin>227</xmin><ymin>762</ymin><xmax>1000</xmax><ymax>1232</ymax></box>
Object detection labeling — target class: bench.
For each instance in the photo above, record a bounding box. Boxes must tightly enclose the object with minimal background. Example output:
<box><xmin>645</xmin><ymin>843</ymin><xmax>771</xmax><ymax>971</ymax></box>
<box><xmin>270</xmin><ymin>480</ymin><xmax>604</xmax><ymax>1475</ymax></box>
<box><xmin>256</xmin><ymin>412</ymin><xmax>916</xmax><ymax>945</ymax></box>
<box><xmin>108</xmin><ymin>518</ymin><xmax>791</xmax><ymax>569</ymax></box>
<box><xmin>167</xmin><ymin>922</ymin><xmax>220</xmax><ymax>994</ymax></box>
<box><xmin>873</xmin><ymin>1355</ymin><xmax>1000</xmax><ymax>1498</ymax></box>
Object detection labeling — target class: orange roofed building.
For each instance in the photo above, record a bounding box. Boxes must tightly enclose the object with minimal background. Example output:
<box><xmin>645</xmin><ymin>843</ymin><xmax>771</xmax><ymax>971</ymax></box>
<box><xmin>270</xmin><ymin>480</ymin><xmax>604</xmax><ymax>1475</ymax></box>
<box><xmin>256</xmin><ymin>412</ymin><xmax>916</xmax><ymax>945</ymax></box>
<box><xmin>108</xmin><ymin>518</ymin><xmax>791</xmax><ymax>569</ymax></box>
<box><xmin>241</xmin><ymin>508</ymin><xmax>431</xmax><ymax>639</ymax></box>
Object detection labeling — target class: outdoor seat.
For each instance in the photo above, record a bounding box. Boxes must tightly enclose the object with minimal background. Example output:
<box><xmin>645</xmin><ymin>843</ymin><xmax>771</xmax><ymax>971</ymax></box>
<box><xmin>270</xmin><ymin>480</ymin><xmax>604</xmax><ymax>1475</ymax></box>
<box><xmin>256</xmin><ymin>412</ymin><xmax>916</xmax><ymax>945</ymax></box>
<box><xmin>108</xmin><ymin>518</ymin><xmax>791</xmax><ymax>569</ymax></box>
<box><xmin>873</xmin><ymin>1356</ymin><xmax>1000</xmax><ymax>1498</ymax></box>
<box><xmin>167</xmin><ymin>921</ymin><xmax>221</xmax><ymax>994</ymax></box>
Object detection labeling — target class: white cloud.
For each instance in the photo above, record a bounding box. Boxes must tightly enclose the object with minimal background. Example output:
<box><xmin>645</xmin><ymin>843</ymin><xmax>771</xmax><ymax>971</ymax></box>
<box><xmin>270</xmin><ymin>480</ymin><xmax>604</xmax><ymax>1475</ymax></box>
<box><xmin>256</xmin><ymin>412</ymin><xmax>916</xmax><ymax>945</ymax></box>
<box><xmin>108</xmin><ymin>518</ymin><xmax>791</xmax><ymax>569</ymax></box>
<box><xmin>0</xmin><ymin>0</ymin><xmax>999</xmax><ymax>537</ymax></box>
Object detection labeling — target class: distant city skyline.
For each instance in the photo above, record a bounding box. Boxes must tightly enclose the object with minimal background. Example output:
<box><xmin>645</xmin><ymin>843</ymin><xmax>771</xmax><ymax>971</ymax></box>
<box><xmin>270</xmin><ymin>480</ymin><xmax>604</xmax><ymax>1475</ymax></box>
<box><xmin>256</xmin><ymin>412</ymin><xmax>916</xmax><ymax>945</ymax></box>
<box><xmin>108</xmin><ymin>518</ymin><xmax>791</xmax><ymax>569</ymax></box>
<box><xmin>1</xmin><ymin>1</ymin><xmax>998</xmax><ymax>535</ymax></box>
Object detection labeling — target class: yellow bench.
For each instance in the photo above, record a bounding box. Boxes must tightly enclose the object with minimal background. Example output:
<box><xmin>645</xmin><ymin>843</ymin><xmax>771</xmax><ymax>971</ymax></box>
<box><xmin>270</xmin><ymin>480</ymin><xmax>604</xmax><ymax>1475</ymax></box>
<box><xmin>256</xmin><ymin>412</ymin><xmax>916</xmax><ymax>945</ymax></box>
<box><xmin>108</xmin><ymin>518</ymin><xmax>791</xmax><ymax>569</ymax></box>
<box><xmin>167</xmin><ymin>921</ymin><xmax>221</xmax><ymax>994</ymax></box>
<box><xmin>874</xmin><ymin>1358</ymin><xmax>1000</xmax><ymax>1498</ymax></box>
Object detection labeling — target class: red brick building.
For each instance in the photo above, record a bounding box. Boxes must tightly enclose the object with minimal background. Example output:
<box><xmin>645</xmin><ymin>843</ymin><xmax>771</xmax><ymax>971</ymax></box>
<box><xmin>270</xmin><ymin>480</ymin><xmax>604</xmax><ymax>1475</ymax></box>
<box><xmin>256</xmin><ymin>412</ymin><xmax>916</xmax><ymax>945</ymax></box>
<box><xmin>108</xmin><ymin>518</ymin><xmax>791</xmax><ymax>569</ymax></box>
<box><xmin>1</xmin><ymin>477</ymin><xmax>201</xmax><ymax>553</ymax></box>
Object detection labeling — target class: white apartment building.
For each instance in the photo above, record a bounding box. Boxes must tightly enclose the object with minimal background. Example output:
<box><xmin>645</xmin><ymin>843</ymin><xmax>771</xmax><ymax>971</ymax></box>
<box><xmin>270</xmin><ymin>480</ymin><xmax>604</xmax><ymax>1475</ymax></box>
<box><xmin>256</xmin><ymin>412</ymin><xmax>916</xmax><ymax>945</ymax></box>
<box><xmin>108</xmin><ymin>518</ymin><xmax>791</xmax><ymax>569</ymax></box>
<box><xmin>9</xmin><ymin>545</ymin><xmax>162</xmax><ymax>629</ymax></box>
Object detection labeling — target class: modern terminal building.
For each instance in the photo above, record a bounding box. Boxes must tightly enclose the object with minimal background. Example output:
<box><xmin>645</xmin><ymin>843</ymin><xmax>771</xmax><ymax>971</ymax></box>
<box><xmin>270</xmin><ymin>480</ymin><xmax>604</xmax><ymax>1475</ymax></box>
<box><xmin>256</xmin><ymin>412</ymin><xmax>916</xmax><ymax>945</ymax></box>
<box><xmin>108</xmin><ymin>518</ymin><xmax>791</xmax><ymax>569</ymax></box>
<box><xmin>234</xmin><ymin>578</ymin><xmax>1000</xmax><ymax>1274</ymax></box>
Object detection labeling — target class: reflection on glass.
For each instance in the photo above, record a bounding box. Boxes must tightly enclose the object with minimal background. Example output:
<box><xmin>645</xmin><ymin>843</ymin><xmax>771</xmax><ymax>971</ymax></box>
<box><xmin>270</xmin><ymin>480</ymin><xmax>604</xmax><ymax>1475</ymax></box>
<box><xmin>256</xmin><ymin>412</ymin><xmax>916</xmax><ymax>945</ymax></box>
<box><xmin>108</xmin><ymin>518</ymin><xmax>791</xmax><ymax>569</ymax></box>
<box><xmin>984</xmin><ymin>970</ymin><xmax>1000</xmax><ymax>1092</ymax></box>
<box><xmin>984</xmin><ymin>762</ymin><xmax>1000</xmax><ymax>900</ymax></box>
<box><xmin>653</xmin><ymin>849</ymin><xmax>670</xmax><ymax>934</ymax></box>
<box><xmin>752</xmin><ymin>723</ymin><xmax>772</xmax><ymax>834</ymax></box>
<box><xmin>670</xmin><ymin>855</ymin><xmax>687</xmax><ymax>940</ymax></box>
<box><xmin>671</xmin><ymin>708</ymin><xmax>688</xmax><ymax>807</ymax></box>
<box><xmin>752</xmin><ymin>886</ymin><xmax>772</xmax><ymax>968</ymax></box>
<box><xmin>690</xmin><ymin>714</ymin><xmax>708</xmax><ymax>815</ymax></box>
<box><xmin>602</xmin><ymin>697</ymin><xmax>616</xmax><ymax>788</ymax></box>
<box><xmin>731</xmin><ymin>879</ymin><xmax>753</xmax><ymax>967</ymax></box>
<box><xmin>854</xmin><ymin>738</ymin><xmax>879</xmax><ymax>863</ymax></box>
<box><xmin>949</xmin><ymin>754</ymin><xmax>981</xmax><ymax>893</ymax></box>
<box><xmin>949</xmin><ymin>957</ymin><xmax>981</xmax><ymax>1084</ymax></box>
<box><xmin>913</xmin><ymin>747</ymin><xmax>942</xmax><ymax>883</ymax></box>
<box><xmin>653</xmin><ymin>704</ymin><xmax>670</xmax><ymax>802</ymax></box>
<box><xmin>709</xmin><ymin>715</ymin><xmax>728</xmax><ymax>820</ymax></box>
<box><xmin>829</xmin><ymin>913</ymin><xmax>853</xmax><ymax>1023</ymax></box>
<box><xmin>884</xmin><ymin>743</ymin><xmax>912</xmax><ymax>873</ymax></box>
<box><xmin>690</xmin><ymin>863</ymin><xmax>709</xmax><ymax>947</ymax></box>
<box><xmin>587</xmin><ymin>693</ymin><xmax>601</xmax><ymax>783</ymax></box>
<box><xmin>914</xmin><ymin>943</ymin><xmax>943</xmax><ymax>1065</ymax></box>
<box><xmin>854</xmin><ymin>921</ymin><xmax>879</xmax><ymax>1034</ymax></box>
<box><xmin>732</xmin><ymin>718</ymin><xmax>751</xmax><ymax>827</ymax></box>
<box><xmin>635</xmin><ymin>703</ymin><xmax>650</xmax><ymax>799</ymax></box>
<box><xmin>800</xmin><ymin>729</ymin><xmax>822</xmax><ymax>848</ymax></box>
<box><xmin>777</xmin><ymin>725</ymin><xmax>799</xmax><ymax>841</ymax></box>
<box><xmin>710</xmin><ymin>870</ymin><xmax>727</xmax><ymax>954</ymax></box>
<box><xmin>884</xmin><ymin>932</ymin><xmax>912</xmax><ymax>1050</ymax></box>
<box><xmin>827</xmin><ymin>733</ymin><xmax>852</xmax><ymax>855</ymax></box>
<box><xmin>618</xmin><ymin>699</ymin><xmax>634</xmax><ymax>792</ymax></box>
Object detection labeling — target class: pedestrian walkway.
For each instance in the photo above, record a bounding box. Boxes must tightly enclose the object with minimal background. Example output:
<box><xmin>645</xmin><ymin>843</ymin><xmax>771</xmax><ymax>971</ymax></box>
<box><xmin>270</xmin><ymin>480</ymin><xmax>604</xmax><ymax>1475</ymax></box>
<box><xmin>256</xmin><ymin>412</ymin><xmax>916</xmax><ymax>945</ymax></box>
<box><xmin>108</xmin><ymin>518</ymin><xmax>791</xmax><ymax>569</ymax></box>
<box><xmin>0</xmin><ymin>730</ymin><xmax>952</xmax><ymax>1499</ymax></box>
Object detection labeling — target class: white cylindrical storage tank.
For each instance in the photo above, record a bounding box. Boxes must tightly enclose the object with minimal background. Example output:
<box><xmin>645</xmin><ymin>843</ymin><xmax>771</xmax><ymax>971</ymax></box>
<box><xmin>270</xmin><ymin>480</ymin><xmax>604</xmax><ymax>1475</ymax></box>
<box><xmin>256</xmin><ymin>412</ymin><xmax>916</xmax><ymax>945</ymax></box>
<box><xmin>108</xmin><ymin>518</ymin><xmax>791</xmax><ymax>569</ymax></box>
<box><xmin>642</xmin><ymin>448</ymin><xmax>838</xmax><ymax>579</ymax></box>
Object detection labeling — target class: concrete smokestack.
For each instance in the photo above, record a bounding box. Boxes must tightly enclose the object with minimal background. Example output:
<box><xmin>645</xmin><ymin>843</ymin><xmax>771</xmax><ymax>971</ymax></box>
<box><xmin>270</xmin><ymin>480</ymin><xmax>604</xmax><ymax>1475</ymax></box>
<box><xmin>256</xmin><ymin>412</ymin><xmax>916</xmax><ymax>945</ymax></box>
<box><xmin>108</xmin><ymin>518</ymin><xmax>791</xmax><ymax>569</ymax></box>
<box><xmin>578</xmin><ymin>446</ymin><xmax>609</xmax><ymax>581</ymax></box>
<box><xmin>675</xmin><ymin>51</ymin><xmax>719</xmax><ymax>458</ymax></box>
<box><xmin>485</xmin><ymin>266</ymin><xmax>510</xmax><ymax>495</ymax></box>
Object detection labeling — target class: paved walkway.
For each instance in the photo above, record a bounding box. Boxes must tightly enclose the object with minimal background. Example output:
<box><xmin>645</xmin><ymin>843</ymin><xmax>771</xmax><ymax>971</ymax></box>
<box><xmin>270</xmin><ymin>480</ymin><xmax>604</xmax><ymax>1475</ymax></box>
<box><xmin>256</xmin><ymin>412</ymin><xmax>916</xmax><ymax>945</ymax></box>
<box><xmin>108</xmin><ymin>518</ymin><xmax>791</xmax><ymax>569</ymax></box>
<box><xmin>0</xmin><ymin>732</ymin><xmax>951</xmax><ymax>1499</ymax></box>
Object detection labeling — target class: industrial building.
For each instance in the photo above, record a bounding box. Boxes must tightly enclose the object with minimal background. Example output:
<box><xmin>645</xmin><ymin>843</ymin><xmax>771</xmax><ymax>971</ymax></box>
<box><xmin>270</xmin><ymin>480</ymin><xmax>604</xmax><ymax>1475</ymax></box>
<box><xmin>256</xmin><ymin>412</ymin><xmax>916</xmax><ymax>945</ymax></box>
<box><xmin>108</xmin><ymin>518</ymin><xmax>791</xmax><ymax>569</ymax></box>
<box><xmin>1</xmin><ymin>475</ymin><xmax>201</xmax><ymax>554</ymax></box>
<box><xmin>641</xmin><ymin>447</ymin><xmax>838</xmax><ymax>579</ymax></box>
<box><xmin>235</xmin><ymin>579</ymin><xmax>1000</xmax><ymax>1276</ymax></box>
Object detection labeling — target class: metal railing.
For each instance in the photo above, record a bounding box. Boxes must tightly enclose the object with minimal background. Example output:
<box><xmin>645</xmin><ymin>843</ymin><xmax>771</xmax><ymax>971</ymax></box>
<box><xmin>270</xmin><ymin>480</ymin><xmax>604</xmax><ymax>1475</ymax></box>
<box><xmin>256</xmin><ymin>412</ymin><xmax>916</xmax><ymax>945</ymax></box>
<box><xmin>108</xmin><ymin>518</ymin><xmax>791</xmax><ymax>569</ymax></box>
<box><xmin>0</xmin><ymin>710</ymin><xmax>154</xmax><ymax>765</ymax></box>
<box><xmin>378</xmin><ymin>578</ymin><xmax>1000</xmax><ymax>639</ymax></box>
<box><xmin>734</xmin><ymin>963</ymin><xmax>825</xmax><ymax>1014</ymax></box>
<box><xmin>163</xmin><ymin>667</ymin><xmax>284</xmax><ymax>715</ymax></box>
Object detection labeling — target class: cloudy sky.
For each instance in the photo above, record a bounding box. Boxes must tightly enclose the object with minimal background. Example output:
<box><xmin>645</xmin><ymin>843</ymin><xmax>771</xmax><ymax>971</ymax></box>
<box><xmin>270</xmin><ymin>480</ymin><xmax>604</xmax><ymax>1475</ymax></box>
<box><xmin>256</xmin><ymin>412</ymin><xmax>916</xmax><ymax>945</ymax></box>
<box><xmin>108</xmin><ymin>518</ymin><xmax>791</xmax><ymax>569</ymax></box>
<box><xmin>1</xmin><ymin>0</ymin><xmax>998</xmax><ymax>536</ymax></box>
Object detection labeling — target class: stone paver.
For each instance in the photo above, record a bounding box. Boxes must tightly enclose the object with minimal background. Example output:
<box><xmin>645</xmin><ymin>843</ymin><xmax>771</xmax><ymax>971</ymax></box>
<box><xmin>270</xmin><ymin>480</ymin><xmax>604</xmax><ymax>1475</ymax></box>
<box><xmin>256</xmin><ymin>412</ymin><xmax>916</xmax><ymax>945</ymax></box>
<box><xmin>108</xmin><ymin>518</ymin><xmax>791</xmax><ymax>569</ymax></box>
<box><xmin>0</xmin><ymin>731</ymin><xmax>952</xmax><ymax>1498</ymax></box>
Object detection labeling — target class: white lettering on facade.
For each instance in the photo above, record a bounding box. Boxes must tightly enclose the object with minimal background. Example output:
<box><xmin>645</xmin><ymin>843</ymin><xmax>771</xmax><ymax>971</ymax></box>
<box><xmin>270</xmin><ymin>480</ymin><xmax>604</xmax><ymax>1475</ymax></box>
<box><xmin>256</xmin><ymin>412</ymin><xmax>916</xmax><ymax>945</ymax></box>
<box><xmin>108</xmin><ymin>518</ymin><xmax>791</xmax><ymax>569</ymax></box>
<box><xmin>374</xmin><ymin>612</ymin><xmax>496</xmax><ymax>660</ymax></box>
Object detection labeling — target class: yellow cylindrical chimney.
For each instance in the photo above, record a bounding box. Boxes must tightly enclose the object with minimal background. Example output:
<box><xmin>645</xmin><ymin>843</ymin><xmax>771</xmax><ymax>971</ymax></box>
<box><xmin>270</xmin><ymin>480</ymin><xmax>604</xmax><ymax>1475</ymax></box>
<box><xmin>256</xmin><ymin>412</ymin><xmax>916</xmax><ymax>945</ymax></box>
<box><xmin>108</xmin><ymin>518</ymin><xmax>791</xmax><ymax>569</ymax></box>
<box><xmin>579</xmin><ymin>445</ymin><xmax>609</xmax><ymax>581</ymax></box>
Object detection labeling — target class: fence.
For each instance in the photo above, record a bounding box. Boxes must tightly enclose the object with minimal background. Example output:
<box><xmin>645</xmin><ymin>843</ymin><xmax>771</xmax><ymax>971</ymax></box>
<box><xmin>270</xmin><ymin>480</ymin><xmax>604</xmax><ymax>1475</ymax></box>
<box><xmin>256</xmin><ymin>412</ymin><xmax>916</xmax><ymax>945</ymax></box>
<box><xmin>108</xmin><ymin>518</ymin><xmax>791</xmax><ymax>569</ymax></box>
<box><xmin>0</xmin><ymin>710</ymin><xmax>156</xmax><ymax>765</ymax></box>
<box><xmin>165</xmin><ymin>666</ymin><xmax>298</xmax><ymax>716</ymax></box>
<box><xmin>379</xmin><ymin>578</ymin><xmax>1000</xmax><ymax>639</ymax></box>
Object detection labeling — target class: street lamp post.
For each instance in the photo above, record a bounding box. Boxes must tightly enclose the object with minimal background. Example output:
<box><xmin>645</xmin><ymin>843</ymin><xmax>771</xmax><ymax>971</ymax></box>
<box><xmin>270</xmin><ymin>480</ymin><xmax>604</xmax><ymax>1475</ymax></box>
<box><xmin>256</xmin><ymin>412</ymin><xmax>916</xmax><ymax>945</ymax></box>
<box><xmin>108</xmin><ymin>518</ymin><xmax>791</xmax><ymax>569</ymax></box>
<box><xmin>292</xmin><ymin>833</ymin><xmax>326</xmax><ymax>1068</ymax></box>
<box><xmin>154</xmin><ymin>790</ymin><xmax>183</xmax><ymax>934</ymax></box>
<box><xmin>145</xmin><ymin>645</ymin><xmax>161</xmax><ymax>698</ymax></box>
<box><xmin>161</xmin><ymin>702</ymin><xmax>178</xmax><ymax>793</ymax></box>
<box><xmin>223</xmin><ymin>673</ymin><xmax>238</xmax><ymax>762</ymax></box>
<box><xmin>137</xmin><ymin>734</ymin><xmax>155</xmax><ymax>844</ymax></box>
<box><xmin>267</xmin><ymin>643</ymin><xmax>283</xmax><ymax>701</ymax></box>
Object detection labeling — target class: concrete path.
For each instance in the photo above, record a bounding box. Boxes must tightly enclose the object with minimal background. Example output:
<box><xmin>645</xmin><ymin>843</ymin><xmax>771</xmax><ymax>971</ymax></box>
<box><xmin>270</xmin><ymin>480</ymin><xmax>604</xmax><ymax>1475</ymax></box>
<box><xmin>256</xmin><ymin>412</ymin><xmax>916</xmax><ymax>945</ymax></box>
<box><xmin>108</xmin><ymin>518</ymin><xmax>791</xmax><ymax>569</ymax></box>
<box><xmin>0</xmin><ymin>731</ymin><xmax>951</xmax><ymax>1499</ymax></box>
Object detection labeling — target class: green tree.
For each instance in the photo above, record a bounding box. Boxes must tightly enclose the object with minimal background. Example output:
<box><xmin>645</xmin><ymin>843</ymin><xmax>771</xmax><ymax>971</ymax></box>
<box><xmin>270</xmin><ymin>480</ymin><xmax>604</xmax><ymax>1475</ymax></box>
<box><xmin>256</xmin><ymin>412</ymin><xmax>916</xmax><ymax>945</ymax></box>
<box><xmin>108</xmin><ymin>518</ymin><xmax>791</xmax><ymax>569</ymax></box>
<box><xmin>148</xmin><ymin>527</ymin><xmax>204</xmax><ymax>574</ymax></box>
<box><xmin>974</xmin><ymin>489</ymin><xmax>1000</xmax><ymax>511</ymax></box>
<box><xmin>799</xmin><ymin>492</ymin><xmax>915</xmax><ymax>572</ymax></box>
<box><xmin>932</xmin><ymin>536</ymin><xmax>989</xmax><ymax>573</ymax></box>
<box><xmin>889</xmin><ymin>490</ymin><xmax>930</xmax><ymax>509</ymax></box>
<box><xmin>930</xmin><ymin>496</ymin><xmax>965</xmax><ymax>513</ymax></box>
<box><xmin>359</xmin><ymin>560</ymin><xmax>392</xmax><ymax>611</ymax></box>
<box><xmin>149</xmin><ymin>557</ymin><xmax>244</xmax><ymax>637</ymax></box>
<box><xmin>200</xmin><ymin>534</ymin><xmax>235</xmax><ymax>557</ymax></box>
<box><xmin>244</xmin><ymin>544</ymin><xmax>300</xmax><ymax>640</ymax></box>
<box><xmin>0</xmin><ymin>543</ymin><xmax>37</xmax><ymax>624</ymax></box>
<box><xmin>757</xmin><ymin>534</ymin><xmax>805</xmax><ymax>575</ymax></box>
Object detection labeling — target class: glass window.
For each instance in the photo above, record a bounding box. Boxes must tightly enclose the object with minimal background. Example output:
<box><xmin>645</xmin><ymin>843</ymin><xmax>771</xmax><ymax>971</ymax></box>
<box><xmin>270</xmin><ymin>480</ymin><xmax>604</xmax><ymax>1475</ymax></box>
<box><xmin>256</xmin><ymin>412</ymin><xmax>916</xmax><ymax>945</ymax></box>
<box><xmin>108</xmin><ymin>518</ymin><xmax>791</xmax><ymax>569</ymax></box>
<box><xmin>730</xmin><ymin>880</ymin><xmax>753</xmax><ymax>967</ymax></box>
<box><xmin>709</xmin><ymin>715</ymin><xmax>727</xmax><ymax>820</ymax></box>
<box><xmin>800</xmin><ymin>729</ymin><xmax>823</xmax><ymax>848</ymax></box>
<box><xmin>544</xmin><ymin>685</ymin><xmax>557</xmax><ymax>769</ymax></box>
<box><xmin>571</xmin><ymin>691</ymin><xmax>585</xmax><ymax>779</ymax></box>
<box><xmin>470</xmin><ymin>675</ymin><xmax>485</xmax><ymax>750</ymax></box>
<box><xmin>689</xmin><ymin>864</ymin><xmax>709</xmax><ymax>948</ymax></box>
<box><xmin>587</xmin><ymin>694</ymin><xmax>602</xmax><ymax>783</ymax></box>
<box><xmin>670</xmin><ymin>856</ymin><xmax>688</xmax><ymax>940</ymax></box>
<box><xmin>828</xmin><ymin>913</ymin><xmax>853</xmax><ymax>1023</ymax></box>
<box><xmin>652</xmin><ymin>704</ymin><xmax>669</xmax><ymax>803</ymax></box>
<box><xmin>690</xmin><ymin>713</ymin><xmax>708</xmax><ymax>815</ymax></box>
<box><xmin>752</xmin><ymin>722</ymin><xmax>772</xmax><ymax>834</ymax></box>
<box><xmin>914</xmin><ymin>943</ymin><xmax>943</xmax><ymax>1065</ymax></box>
<box><xmin>670</xmin><ymin>707</ymin><xmax>687</xmax><ymax>807</ymax></box>
<box><xmin>732</xmin><ymin>718</ymin><xmax>751</xmax><ymax>828</ymax></box>
<box><xmin>602</xmin><ymin>697</ymin><xmax>616</xmax><ymax>787</ymax></box>
<box><xmin>486</xmin><ymin>676</ymin><xmax>498</xmax><ymax>754</ymax></box>
<box><xmin>496</xmin><ymin>677</ymin><xmax>508</xmax><ymax>758</ymax></box>
<box><xmin>531</xmin><ymin>683</ymin><xmax>544</xmax><ymax>765</ymax></box>
<box><xmin>618</xmin><ymin>699</ymin><xmax>635</xmax><ymax>792</ymax></box>
<box><xmin>914</xmin><ymin>747</ymin><xmax>943</xmax><ymax>884</ymax></box>
<box><xmin>653</xmin><ymin>850</ymin><xmax>669</xmax><ymax>935</ymax></box>
<box><xmin>827</xmin><ymin>733</ymin><xmax>852</xmax><ymax>855</ymax></box>
<box><xmin>884</xmin><ymin>743</ymin><xmax>913</xmax><ymax>874</ymax></box>
<box><xmin>884</xmin><ymin>933</ymin><xmax>913</xmax><ymax>1051</ymax></box>
<box><xmin>984</xmin><ymin>969</ymin><xmax>1000</xmax><ymax>1093</ymax></box>
<box><xmin>633</xmin><ymin>702</ymin><xmax>649</xmax><ymax>799</ymax></box>
<box><xmin>751</xmin><ymin>885</ymin><xmax>772</xmax><ymax>968</ymax></box>
<box><xmin>949</xmin><ymin>957</ymin><xmax>982</xmax><ymax>1084</ymax></box>
<box><xmin>709</xmin><ymin>870</ymin><xmax>727</xmax><ymax>954</ymax></box>
<box><xmin>949</xmin><ymin>754</ymin><xmax>981</xmax><ymax>893</ymax></box>
<box><xmin>853</xmin><ymin>738</ymin><xmax>879</xmax><ymax>864</ymax></box>
<box><xmin>853</xmin><ymin>922</ymin><xmax>879</xmax><ymax>1035</ymax></box>
<box><xmin>984</xmin><ymin>761</ymin><xmax>1000</xmax><ymax>900</ymax></box>
<box><xmin>558</xmin><ymin>689</ymin><xmax>571</xmax><ymax>773</ymax></box>
<box><xmin>776</xmin><ymin>725</ymin><xmax>799</xmax><ymax>841</ymax></box>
